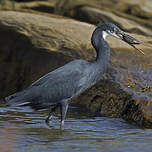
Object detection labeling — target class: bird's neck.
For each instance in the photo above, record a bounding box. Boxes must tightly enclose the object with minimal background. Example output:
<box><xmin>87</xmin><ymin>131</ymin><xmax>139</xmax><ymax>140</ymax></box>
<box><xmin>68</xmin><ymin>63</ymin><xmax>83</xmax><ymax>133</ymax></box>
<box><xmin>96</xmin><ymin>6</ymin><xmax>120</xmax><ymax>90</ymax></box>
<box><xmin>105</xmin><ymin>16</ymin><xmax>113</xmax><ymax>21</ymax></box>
<box><xmin>91</xmin><ymin>28</ymin><xmax>110</xmax><ymax>72</ymax></box>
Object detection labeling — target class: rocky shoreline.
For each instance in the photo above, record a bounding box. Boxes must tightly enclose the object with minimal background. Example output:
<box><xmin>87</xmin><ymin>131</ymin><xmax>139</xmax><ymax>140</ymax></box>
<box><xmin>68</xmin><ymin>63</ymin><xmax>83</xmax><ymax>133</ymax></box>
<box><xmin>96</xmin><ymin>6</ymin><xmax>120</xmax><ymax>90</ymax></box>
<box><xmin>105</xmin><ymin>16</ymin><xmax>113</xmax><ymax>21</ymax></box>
<box><xmin>0</xmin><ymin>0</ymin><xmax>152</xmax><ymax>128</ymax></box>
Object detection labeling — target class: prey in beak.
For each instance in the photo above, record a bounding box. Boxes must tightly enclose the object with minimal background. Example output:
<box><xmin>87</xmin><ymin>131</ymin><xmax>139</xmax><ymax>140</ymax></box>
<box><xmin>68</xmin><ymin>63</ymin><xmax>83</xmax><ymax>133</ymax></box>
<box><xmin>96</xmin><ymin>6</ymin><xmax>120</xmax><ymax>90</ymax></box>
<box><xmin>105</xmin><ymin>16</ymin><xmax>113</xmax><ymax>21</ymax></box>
<box><xmin>116</xmin><ymin>31</ymin><xmax>145</xmax><ymax>55</ymax></box>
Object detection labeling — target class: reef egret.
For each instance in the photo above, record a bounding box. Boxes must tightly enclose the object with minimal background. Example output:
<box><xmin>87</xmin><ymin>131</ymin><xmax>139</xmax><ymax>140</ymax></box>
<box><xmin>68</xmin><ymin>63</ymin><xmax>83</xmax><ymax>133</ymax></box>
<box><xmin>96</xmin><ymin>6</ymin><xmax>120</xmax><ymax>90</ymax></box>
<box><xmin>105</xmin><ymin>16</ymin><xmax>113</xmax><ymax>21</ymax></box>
<box><xmin>5</xmin><ymin>23</ymin><xmax>143</xmax><ymax>128</ymax></box>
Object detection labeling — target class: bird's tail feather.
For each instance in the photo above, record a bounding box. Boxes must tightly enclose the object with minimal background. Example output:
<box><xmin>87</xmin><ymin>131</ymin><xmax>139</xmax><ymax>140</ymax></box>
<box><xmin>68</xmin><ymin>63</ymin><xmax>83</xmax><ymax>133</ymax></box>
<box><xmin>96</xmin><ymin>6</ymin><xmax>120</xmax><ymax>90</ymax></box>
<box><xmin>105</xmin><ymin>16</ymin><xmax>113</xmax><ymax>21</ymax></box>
<box><xmin>5</xmin><ymin>90</ymin><xmax>33</xmax><ymax>107</ymax></box>
<box><xmin>5</xmin><ymin>90</ymin><xmax>55</xmax><ymax>110</ymax></box>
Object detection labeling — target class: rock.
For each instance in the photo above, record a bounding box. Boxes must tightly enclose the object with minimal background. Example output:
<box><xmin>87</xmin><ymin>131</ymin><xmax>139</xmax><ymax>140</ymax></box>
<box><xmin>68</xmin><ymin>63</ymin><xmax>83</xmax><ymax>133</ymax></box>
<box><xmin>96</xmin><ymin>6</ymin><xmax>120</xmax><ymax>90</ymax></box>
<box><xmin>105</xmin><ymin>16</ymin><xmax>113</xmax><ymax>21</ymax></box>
<box><xmin>4</xmin><ymin>0</ymin><xmax>152</xmax><ymax>30</ymax></box>
<box><xmin>68</xmin><ymin>6</ymin><xmax>152</xmax><ymax>36</ymax></box>
<box><xmin>0</xmin><ymin>11</ymin><xmax>152</xmax><ymax>128</ymax></box>
<box><xmin>54</xmin><ymin>0</ymin><xmax>152</xmax><ymax>21</ymax></box>
<box><xmin>0</xmin><ymin>0</ymin><xmax>15</xmax><ymax>10</ymax></box>
<box><xmin>14</xmin><ymin>1</ymin><xmax>56</xmax><ymax>13</ymax></box>
<box><xmin>3</xmin><ymin>0</ymin><xmax>152</xmax><ymax>23</ymax></box>
<box><xmin>52</xmin><ymin>0</ymin><xmax>152</xmax><ymax>35</ymax></box>
<box><xmin>126</xmin><ymin>4</ymin><xmax>152</xmax><ymax>20</ymax></box>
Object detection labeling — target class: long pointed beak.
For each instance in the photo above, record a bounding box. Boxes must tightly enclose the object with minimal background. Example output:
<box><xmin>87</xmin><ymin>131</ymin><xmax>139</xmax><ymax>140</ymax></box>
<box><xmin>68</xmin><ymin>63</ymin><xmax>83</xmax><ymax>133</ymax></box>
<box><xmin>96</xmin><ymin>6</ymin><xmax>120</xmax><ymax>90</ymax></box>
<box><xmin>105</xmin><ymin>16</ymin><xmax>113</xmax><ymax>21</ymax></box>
<box><xmin>116</xmin><ymin>32</ymin><xmax>145</xmax><ymax>55</ymax></box>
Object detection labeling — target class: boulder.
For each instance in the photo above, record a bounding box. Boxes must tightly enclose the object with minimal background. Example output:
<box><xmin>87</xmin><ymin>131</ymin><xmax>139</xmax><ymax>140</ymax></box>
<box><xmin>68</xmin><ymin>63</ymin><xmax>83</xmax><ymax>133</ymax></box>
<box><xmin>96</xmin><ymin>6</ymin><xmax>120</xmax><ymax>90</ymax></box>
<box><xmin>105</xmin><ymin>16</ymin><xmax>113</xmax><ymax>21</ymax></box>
<box><xmin>0</xmin><ymin>11</ymin><xmax>152</xmax><ymax>128</ymax></box>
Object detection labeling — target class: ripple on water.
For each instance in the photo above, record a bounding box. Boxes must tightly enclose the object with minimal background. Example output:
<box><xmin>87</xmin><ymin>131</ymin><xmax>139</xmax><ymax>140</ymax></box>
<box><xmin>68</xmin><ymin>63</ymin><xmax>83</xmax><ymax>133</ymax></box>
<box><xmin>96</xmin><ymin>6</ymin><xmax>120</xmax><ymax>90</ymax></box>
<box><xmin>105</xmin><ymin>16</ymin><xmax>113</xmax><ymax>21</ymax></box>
<box><xmin>0</xmin><ymin>105</ymin><xmax>152</xmax><ymax>152</ymax></box>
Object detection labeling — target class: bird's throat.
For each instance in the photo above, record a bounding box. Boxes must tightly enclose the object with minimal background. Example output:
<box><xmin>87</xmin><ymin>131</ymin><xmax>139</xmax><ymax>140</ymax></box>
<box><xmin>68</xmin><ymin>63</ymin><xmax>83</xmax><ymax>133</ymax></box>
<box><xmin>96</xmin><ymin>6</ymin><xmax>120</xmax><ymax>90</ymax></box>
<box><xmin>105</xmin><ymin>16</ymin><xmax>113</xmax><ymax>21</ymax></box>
<box><xmin>91</xmin><ymin>29</ymin><xmax>110</xmax><ymax>73</ymax></box>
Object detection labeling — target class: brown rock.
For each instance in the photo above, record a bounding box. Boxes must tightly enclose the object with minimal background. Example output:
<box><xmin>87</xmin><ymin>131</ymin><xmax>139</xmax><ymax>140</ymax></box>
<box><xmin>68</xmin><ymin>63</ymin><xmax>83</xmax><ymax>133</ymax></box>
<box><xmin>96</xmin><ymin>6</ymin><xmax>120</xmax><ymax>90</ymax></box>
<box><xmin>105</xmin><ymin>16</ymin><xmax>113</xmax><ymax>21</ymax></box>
<box><xmin>54</xmin><ymin>0</ymin><xmax>152</xmax><ymax>21</ymax></box>
<box><xmin>71</xmin><ymin>6</ymin><xmax>152</xmax><ymax>36</ymax></box>
<box><xmin>126</xmin><ymin>4</ymin><xmax>152</xmax><ymax>19</ymax></box>
<box><xmin>52</xmin><ymin>0</ymin><xmax>152</xmax><ymax>33</ymax></box>
<box><xmin>14</xmin><ymin>1</ymin><xmax>56</xmax><ymax>13</ymax></box>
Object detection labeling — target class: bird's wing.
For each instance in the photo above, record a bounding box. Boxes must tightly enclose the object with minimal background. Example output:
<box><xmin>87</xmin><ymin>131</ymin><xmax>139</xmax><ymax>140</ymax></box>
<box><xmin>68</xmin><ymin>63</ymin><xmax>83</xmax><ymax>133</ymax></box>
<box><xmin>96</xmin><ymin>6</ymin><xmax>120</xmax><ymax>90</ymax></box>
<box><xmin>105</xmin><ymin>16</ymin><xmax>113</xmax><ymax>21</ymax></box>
<box><xmin>5</xmin><ymin>59</ymin><xmax>90</xmax><ymax>109</ymax></box>
<box><xmin>31</xmin><ymin>60</ymin><xmax>84</xmax><ymax>86</ymax></box>
<box><xmin>31</xmin><ymin>59</ymin><xmax>90</xmax><ymax>103</ymax></box>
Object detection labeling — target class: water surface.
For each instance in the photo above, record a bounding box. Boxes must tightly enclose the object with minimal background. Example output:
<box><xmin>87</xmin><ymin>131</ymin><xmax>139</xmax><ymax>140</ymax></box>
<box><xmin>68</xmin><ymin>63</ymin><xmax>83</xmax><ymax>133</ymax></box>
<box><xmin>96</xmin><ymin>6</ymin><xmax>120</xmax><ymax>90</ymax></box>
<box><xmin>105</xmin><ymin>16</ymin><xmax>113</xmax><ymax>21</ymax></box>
<box><xmin>0</xmin><ymin>103</ymin><xmax>152</xmax><ymax>152</ymax></box>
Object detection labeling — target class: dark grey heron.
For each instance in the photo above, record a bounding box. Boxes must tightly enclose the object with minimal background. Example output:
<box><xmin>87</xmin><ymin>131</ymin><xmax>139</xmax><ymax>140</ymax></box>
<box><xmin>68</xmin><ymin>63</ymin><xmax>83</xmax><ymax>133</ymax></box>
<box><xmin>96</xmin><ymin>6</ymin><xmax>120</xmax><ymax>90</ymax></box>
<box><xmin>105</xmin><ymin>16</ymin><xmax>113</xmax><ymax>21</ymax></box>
<box><xmin>5</xmin><ymin>23</ymin><xmax>142</xmax><ymax>128</ymax></box>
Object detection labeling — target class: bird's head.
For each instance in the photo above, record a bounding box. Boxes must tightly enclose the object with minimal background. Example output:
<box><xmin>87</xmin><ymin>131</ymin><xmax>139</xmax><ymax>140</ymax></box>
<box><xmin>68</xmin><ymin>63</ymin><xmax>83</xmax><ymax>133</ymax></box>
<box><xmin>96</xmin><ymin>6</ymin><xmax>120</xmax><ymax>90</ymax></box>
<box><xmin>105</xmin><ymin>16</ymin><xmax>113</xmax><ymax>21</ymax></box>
<box><xmin>99</xmin><ymin>23</ymin><xmax>144</xmax><ymax>55</ymax></box>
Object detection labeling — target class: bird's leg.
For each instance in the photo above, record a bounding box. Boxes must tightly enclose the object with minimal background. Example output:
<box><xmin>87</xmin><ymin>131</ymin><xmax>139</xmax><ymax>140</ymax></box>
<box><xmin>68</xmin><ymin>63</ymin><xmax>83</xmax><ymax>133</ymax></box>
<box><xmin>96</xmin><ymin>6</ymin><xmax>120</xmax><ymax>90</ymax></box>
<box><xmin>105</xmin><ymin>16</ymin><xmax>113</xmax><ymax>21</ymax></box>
<box><xmin>60</xmin><ymin>100</ymin><xmax>69</xmax><ymax>129</ymax></box>
<box><xmin>45</xmin><ymin>106</ymin><xmax>57</xmax><ymax>124</ymax></box>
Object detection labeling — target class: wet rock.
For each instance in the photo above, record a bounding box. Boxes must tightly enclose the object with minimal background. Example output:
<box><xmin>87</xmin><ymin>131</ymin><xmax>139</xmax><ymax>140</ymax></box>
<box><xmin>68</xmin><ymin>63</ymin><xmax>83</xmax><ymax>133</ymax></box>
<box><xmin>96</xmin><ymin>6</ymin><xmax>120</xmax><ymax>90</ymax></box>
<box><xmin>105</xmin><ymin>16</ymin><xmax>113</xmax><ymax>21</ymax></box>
<box><xmin>0</xmin><ymin>11</ymin><xmax>152</xmax><ymax>128</ymax></box>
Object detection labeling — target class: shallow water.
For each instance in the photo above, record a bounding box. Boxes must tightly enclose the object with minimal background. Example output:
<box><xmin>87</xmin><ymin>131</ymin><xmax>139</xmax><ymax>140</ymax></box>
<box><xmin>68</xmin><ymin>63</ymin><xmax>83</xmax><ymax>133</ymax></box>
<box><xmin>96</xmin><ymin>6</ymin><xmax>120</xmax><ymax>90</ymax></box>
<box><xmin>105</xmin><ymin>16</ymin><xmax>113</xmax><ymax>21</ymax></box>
<box><xmin>0</xmin><ymin>104</ymin><xmax>152</xmax><ymax>152</ymax></box>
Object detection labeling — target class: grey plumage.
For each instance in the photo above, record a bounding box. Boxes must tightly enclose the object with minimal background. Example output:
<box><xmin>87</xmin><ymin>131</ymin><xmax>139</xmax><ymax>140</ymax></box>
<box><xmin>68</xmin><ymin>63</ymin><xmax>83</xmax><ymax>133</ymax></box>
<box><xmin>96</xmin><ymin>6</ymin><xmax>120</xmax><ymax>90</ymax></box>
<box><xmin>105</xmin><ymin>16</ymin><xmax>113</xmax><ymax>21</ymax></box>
<box><xmin>5</xmin><ymin>23</ymin><xmax>141</xmax><ymax>127</ymax></box>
